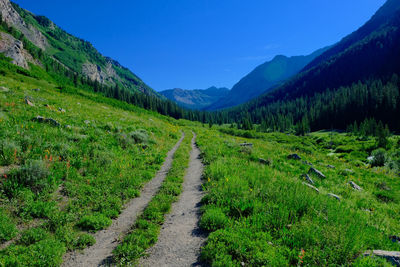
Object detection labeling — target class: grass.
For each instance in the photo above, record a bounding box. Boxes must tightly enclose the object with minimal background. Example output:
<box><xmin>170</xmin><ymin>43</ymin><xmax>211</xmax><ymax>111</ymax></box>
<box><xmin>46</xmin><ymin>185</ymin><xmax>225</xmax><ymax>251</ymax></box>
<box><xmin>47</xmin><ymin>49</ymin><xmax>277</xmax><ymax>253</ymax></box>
<box><xmin>113</xmin><ymin>130</ymin><xmax>193</xmax><ymax>265</ymax></box>
<box><xmin>0</xmin><ymin>67</ymin><xmax>180</xmax><ymax>265</ymax></box>
<box><xmin>195</xmin><ymin>127</ymin><xmax>400</xmax><ymax>266</ymax></box>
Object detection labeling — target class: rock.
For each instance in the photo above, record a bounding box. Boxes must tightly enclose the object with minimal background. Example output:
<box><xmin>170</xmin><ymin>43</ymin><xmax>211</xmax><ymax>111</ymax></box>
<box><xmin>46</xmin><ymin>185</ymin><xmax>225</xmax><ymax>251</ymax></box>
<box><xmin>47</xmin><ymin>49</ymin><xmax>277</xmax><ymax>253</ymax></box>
<box><xmin>25</xmin><ymin>97</ymin><xmax>34</xmax><ymax>106</ymax></box>
<box><xmin>258</xmin><ymin>158</ymin><xmax>271</xmax><ymax>165</ymax></box>
<box><xmin>302</xmin><ymin>160</ymin><xmax>313</xmax><ymax>166</ymax></box>
<box><xmin>349</xmin><ymin>181</ymin><xmax>362</xmax><ymax>191</ymax></box>
<box><xmin>308</xmin><ymin>167</ymin><xmax>326</xmax><ymax>179</ymax></box>
<box><xmin>288</xmin><ymin>154</ymin><xmax>301</xmax><ymax>160</ymax></box>
<box><xmin>327</xmin><ymin>193</ymin><xmax>341</xmax><ymax>201</ymax></box>
<box><xmin>240</xmin><ymin>262</ymin><xmax>245</xmax><ymax>267</ymax></box>
<box><xmin>363</xmin><ymin>250</ymin><xmax>400</xmax><ymax>266</ymax></box>
<box><xmin>302</xmin><ymin>182</ymin><xmax>319</xmax><ymax>193</ymax></box>
<box><xmin>32</xmin><ymin>88</ymin><xmax>40</xmax><ymax>92</ymax></box>
<box><xmin>391</xmin><ymin>236</ymin><xmax>400</xmax><ymax>244</ymax></box>
<box><xmin>0</xmin><ymin>86</ymin><xmax>10</xmax><ymax>92</ymax></box>
<box><xmin>327</xmin><ymin>165</ymin><xmax>335</xmax><ymax>169</ymax></box>
<box><xmin>45</xmin><ymin>118</ymin><xmax>60</xmax><ymax>127</ymax></box>
<box><xmin>240</xmin><ymin>143</ymin><xmax>253</xmax><ymax>147</ymax></box>
<box><xmin>303</xmin><ymin>174</ymin><xmax>315</xmax><ymax>185</ymax></box>
<box><xmin>32</xmin><ymin>116</ymin><xmax>60</xmax><ymax>127</ymax></box>
<box><xmin>58</xmin><ymin>108</ymin><xmax>66</xmax><ymax>113</ymax></box>
<box><xmin>32</xmin><ymin>115</ymin><xmax>45</xmax><ymax>122</ymax></box>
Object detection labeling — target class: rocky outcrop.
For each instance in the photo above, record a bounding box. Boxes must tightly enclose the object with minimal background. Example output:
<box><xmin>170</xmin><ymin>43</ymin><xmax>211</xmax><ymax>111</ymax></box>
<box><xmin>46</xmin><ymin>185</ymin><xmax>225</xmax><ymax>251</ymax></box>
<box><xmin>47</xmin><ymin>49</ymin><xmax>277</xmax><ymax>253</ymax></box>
<box><xmin>0</xmin><ymin>32</ymin><xmax>36</xmax><ymax>68</ymax></box>
<box><xmin>0</xmin><ymin>0</ymin><xmax>48</xmax><ymax>50</ymax></box>
<box><xmin>363</xmin><ymin>250</ymin><xmax>400</xmax><ymax>266</ymax></box>
<box><xmin>308</xmin><ymin>167</ymin><xmax>326</xmax><ymax>179</ymax></box>
<box><xmin>82</xmin><ymin>61</ymin><xmax>119</xmax><ymax>85</ymax></box>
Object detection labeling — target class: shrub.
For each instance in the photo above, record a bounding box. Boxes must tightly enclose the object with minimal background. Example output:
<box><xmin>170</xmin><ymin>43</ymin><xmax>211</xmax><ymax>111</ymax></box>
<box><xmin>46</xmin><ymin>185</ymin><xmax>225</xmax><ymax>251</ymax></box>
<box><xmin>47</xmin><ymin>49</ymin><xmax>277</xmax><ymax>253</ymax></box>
<box><xmin>371</xmin><ymin>148</ymin><xmax>386</xmax><ymax>167</ymax></box>
<box><xmin>200</xmin><ymin>207</ymin><xmax>229</xmax><ymax>232</ymax></box>
<box><xmin>78</xmin><ymin>213</ymin><xmax>112</xmax><ymax>231</ymax></box>
<box><xmin>0</xmin><ymin>210</ymin><xmax>17</xmax><ymax>242</ymax></box>
<box><xmin>21</xmin><ymin>200</ymin><xmax>56</xmax><ymax>219</ymax></box>
<box><xmin>16</xmin><ymin>159</ymin><xmax>50</xmax><ymax>192</ymax></box>
<box><xmin>75</xmin><ymin>233</ymin><xmax>96</xmax><ymax>249</ymax></box>
<box><xmin>129</xmin><ymin>129</ymin><xmax>148</xmax><ymax>144</ymax></box>
<box><xmin>0</xmin><ymin>140</ymin><xmax>20</xmax><ymax>165</ymax></box>
<box><xmin>18</xmin><ymin>227</ymin><xmax>50</xmax><ymax>245</ymax></box>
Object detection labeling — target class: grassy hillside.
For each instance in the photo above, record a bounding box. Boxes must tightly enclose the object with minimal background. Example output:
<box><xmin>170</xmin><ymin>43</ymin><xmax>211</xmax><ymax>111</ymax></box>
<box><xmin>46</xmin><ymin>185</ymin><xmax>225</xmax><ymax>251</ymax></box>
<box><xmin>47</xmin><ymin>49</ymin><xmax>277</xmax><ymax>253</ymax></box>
<box><xmin>195</xmin><ymin>126</ymin><xmax>400</xmax><ymax>266</ymax></box>
<box><xmin>0</xmin><ymin>61</ymin><xmax>181</xmax><ymax>265</ymax></box>
<box><xmin>10</xmin><ymin>1</ymin><xmax>157</xmax><ymax>97</ymax></box>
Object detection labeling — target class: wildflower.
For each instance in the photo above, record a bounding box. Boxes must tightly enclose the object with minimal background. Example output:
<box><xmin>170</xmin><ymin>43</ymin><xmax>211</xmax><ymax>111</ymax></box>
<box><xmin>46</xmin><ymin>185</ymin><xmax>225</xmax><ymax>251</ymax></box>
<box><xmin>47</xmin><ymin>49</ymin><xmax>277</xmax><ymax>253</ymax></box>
<box><xmin>3</xmin><ymin>174</ymin><xmax>7</xmax><ymax>179</ymax></box>
<box><xmin>49</xmin><ymin>155</ymin><xmax>53</xmax><ymax>162</ymax></box>
<box><xmin>225</xmin><ymin>178</ymin><xmax>229</xmax><ymax>182</ymax></box>
<box><xmin>208</xmin><ymin>178</ymin><xmax>211</xmax><ymax>182</ymax></box>
<box><xmin>250</xmin><ymin>188</ymin><xmax>253</xmax><ymax>192</ymax></box>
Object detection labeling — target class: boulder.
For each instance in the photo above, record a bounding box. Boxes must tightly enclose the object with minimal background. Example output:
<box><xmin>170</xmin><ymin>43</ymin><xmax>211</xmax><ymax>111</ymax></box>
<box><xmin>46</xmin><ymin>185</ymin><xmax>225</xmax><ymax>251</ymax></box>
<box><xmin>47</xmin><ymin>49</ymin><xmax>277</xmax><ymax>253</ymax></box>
<box><xmin>308</xmin><ymin>167</ymin><xmax>326</xmax><ymax>179</ymax></box>
<box><xmin>302</xmin><ymin>182</ymin><xmax>319</xmax><ymax>193</ymax></box>
<box><xmin>258</xmin><ymin>158</ymin><xmax>271</xmax><ymax>165</ymax></box>
<box><xmin>303</xmin><ymin>174</ymin><xmax>315</xmax><ymax>185</ymax></box>
<box><xmin>25</xmin><ymin>97</ymin><xmax>34</xmax><ymax>106</ymax></box>
<box><xmin>32</xmin><ymin>116</ymin><xmax>60</xmax><ymax>127</ymax></box>
<box><xmin>327</xmin><ymin>193</ymin><xmax>341</xmax><ymax>201</ymax></box>
<box><xmin>288</xmin><ymin>154</ymin><xmax>301</xmax><ymax>160</ymax></box>
<box><xmin>327</xmin><ymin>165</ymin><xmax>335</xmax><ymax>169</ymax></box>
<box><xmin>349</xmin><ymin>181</ymin><xmax>362</xmax><ymax>191</ymax></box>
<box><xmin>32</xmin><ymin>115</ymin><xmax>45</xmax><ymax>122</ymax></box>
<box><xmin>302</xmin><ymin>160</ymin><xmax>313</xmax><ymax>166</ymax></box>
<box><xmin>240</xmin><ymin>143</ymin><xmax>253</xmax><ymax>147</ymax></box>
<box><xmin>363</xmin><ymin>250</ymin><xmax>400</xmax><ymax>266</ymax></box>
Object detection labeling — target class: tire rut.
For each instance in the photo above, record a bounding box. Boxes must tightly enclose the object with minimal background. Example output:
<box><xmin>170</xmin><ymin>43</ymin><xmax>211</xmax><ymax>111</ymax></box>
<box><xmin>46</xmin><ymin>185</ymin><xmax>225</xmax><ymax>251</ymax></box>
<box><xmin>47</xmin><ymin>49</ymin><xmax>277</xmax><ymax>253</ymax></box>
<box><xmin>139</xmin><ymin>133</ymin><xmax>207</xmax><ymax>267</ymax></box>
<box><xmin>62</xmin><ymin>133</ymin><xmax>185</xmax><ymax>267</ymax></box>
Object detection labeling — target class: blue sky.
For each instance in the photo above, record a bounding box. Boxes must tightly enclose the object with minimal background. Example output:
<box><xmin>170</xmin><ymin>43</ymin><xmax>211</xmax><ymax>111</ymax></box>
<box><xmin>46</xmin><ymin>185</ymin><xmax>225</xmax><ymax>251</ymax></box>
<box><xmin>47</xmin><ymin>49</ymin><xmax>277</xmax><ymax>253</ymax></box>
<box><xmin>13</xmin><ymin>0</ymin><xmax>386</xmax><ymax>91</ymax></box>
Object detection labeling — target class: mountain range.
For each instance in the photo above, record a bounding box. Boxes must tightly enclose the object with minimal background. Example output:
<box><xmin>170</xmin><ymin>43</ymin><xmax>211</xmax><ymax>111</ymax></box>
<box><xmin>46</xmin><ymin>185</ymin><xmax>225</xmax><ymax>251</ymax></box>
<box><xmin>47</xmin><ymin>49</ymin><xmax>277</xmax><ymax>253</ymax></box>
<box><xmin>228</xmin><ymin>0</ymin><xmax>400</xmax><ymax>132</ymax></box>
<box><xmin>160</xmin><ymin>86</ymin><xmax>229</xmax><ymax>110</ymax></box>
<box><xmin>206</xmin><ymin>46</ymin><xmax>330</xmax><ymax>110</ymax></box>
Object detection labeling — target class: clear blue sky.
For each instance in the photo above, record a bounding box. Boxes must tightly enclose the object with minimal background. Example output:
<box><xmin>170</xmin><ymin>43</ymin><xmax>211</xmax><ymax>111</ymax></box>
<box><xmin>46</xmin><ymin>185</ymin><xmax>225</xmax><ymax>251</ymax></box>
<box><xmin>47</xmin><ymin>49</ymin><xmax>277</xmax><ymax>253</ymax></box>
<box><xmin>13</xmin><ymin>0</ymin><xmax>386</xmax><ymax>91</ymax></box>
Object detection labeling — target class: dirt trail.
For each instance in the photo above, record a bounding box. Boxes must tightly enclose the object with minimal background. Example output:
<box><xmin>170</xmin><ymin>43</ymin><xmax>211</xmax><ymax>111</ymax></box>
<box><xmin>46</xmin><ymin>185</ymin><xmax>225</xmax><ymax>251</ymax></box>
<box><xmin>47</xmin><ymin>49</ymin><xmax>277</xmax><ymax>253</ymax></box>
<box><xmin>62</xmin><ymin>133</ymin><xmax>185</xmax><ymax>267</ymax></box>
<box><xmin>139</xmin><ymin>133</ymin><xmax>207</xmax><ymax>267</ymax></box>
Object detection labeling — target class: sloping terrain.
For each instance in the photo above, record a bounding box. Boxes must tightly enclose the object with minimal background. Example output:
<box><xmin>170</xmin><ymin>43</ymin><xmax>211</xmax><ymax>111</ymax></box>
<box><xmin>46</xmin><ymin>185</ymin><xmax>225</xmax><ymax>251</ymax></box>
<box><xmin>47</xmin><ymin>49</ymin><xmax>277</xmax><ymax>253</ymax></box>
<box><xmin>160</xmin><ymin>86</ymin><xmax>229</xmax><ymax>110</ymax></box>
<box><xmin>207</xmin><ymin>47</ymin><xmax>329</xmax><ymax>110</ymax></box>
<box><xmin>0</xmin><ymin>0</ymin><xmax>157</xmax><ymax>96</ymax></box>
<box><xmin>230</xmin><ymin>0</ymin><xmax>400</xmax><ymax>132</ymax></box>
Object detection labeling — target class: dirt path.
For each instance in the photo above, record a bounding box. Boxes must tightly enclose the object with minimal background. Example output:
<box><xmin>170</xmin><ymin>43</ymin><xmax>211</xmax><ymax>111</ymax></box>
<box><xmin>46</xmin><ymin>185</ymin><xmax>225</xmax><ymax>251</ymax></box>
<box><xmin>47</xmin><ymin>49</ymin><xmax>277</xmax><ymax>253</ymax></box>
<box><xmin>62</xmin><ymin>133</ymin><xmax>185</xmax><ymax>267</ymax></box>
<box><xmin>139</xmin><ymin>133</ymin><xmax>207</xmax><ymax>267</ymax></box>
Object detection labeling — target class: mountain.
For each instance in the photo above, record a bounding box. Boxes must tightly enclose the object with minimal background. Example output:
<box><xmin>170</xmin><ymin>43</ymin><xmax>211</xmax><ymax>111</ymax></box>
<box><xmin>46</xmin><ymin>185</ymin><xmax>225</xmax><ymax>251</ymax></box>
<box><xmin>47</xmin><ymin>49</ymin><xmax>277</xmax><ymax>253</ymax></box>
<box><xmin>160</xmin><ymin>86</ymin><xmax>229</xmax><ymax>110</ymax></box>
<box><xmin>206</xmin><ymin>47</ymin><xmax>329</xmax><ymax>110</ymax></box>
<box><xmin>0</xmin><ymin>0</ymin><xmax>157</xmax><ymax>97</ymax></box>
<box><xmin>230</xmin><ymin>0</ymin><xmax>400</xmax><ymax>132</ymax></box>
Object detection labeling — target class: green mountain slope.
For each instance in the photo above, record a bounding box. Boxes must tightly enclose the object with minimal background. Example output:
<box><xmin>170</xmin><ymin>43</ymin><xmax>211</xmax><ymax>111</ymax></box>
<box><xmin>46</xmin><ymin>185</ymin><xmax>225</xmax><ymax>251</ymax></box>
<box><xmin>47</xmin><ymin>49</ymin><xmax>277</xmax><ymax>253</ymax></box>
<box><xmin>207</xmin><ymin>47</ymin><xmax>329</xmax><ymax>110</ymax></box>
<box><xmin>160</xmin><ymin>86</ymin><xmax>229</xmax><ymax>110</ymax></box>
<box><xmin>0</xmin><ymin>0</ymin><xmax>157</xmax><ymax>97</ymax></box>
<box><xmin>229</xmin><ymin>0</ymin><xmax>400</xmax><ymax>132</ymax></box>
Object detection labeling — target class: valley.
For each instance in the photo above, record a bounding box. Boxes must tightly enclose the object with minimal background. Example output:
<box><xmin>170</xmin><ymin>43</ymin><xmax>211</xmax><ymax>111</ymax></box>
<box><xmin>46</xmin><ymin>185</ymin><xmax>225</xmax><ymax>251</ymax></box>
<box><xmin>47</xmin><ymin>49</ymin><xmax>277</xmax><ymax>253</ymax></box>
<box><xmin>0</xmin><ymin>0</ymin><xmax>400</xmax><ymax>266</ymax></box>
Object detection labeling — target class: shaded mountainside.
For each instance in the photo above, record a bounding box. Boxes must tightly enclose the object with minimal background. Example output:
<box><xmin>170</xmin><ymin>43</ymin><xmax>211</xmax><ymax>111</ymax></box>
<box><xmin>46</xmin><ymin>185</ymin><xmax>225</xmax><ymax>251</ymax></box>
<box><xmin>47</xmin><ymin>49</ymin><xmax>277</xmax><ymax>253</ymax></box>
<box><xmin>0</xmin><ymin>0</ymin><xmax>157</xmax><ymax>96</ymax></box>
<box><xmin>206</xmin><ymin>47</ymin><xmax>329</xmax><ymax>110</ymax></box>
<box><xmin>229</xmin><ymin>0</ymin><xmax>400</xmax><ymax>132</ymax></box>
<box><xmin>160</xmin><ymin>86</ymin><xmax>229</xmax><ymax>110</ymax></box>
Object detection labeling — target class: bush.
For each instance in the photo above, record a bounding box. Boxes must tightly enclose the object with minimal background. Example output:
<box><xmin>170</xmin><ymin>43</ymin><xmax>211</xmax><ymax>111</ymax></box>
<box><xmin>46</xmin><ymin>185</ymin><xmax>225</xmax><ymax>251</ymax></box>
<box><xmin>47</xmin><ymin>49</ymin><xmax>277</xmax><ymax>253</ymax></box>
<box><xmin>78</xmin><ymin>213</ymin><xmax>112</xmax><ymax>231</ymax></box>
<box><xmin>371</xmin><ymin>149</ymin><xmax>386</xmax><ymax>167</ymax></box>
<box><xmin>18</xmin><ymin>228</ymin><xmax>50</xmax><ymax>245</ymax></box>
<box><xmin>16</xmin><ymin>159</ymin><xmax>50</xmax><ymax>192</ymax></box>
<box><xmin>200</xmin><ymin>207</ymin><xmax>229</xmax><ymax>232</ymax></box>
<box><xmin>129</xmin><ymin>129</ymin><xmax>148</xmax><ymax>144</ymax></box>
<box><xmin>0</xmin><ymin>140</ymin><xmax>20</xmax><ymax>165</ymax></box>
<box><xmin>75</xmin><ymin>233</ymin><xmax>96</xmax><ymax>249</ymax></box>
<box><xmin>0</xmin><ymin>210</ymin><xmax>17</xmax><ymax>242</ymax></box>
